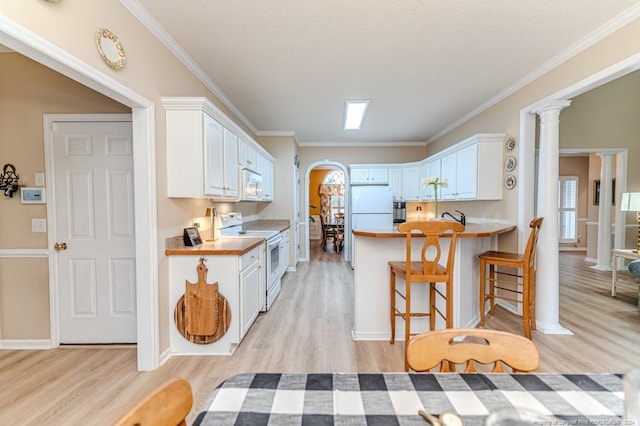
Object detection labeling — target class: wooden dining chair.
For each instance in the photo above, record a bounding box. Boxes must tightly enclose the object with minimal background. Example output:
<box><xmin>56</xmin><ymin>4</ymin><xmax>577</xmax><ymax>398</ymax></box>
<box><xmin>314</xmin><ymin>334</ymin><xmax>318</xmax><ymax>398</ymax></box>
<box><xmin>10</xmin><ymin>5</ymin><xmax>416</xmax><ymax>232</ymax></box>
<box><xmin>114</xmin><ymin>378</ymin><xmax>193</xmax><ymax>426</ymax></box>
<box><xmin>407</xmin><ymin>328</ymin><xmax>540</xmax><ymax>373</ymax></box>
<box><xmin>389</xmin><ymin>220</ymin><xmax>465</xmax><ymax>371</ymax></box>
<box><xmin>478</xmin><ymin>217</ymin><xmax>543</xmax><ymax>339</ymax></box>
<box><xmin>319</xmin><ymin>214</ymin><xmax>337</xmax><ymax>251</ymax></box>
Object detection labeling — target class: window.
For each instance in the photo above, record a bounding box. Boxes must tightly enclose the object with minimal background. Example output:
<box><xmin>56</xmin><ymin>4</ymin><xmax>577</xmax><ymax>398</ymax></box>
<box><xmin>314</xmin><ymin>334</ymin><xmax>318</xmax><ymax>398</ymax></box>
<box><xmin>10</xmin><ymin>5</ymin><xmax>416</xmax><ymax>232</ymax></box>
<box><xmin>322</xmin><ymin>170</ymin><xmax>345</xmax><ymax>219</ymax></box>
<box><xmin>558</xmin><ymin>176</ymin><xmax>578</xmax><ymax>243</ymax></box>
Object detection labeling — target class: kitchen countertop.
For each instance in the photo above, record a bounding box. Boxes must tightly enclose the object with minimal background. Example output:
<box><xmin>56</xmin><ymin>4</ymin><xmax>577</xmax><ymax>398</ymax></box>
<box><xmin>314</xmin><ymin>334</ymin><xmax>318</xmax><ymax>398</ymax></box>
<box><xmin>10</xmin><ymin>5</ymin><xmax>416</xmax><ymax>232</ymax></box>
<box><xmin>352</xmin><ymin>221</ymin><xmax>515</xmax><ymax>238</ymax></box>
<box><xmin>165</xmin><ymin>219</ymin><xmax>290</xmax><ymax>256</ymax></box>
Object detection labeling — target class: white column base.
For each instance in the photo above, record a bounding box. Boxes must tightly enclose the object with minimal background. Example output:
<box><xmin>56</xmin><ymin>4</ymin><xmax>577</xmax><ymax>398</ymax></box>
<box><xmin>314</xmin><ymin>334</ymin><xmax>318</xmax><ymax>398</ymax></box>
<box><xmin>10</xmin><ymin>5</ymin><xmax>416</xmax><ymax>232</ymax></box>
<box><xmin>590</xmin><ymin>264</ymin><xmax>612</xmax><ymax>272</ymax></box>
<box><xmin>535</xmin><ymin>321</ymin><xmax>573</xmax><ymax>335</ymax></box>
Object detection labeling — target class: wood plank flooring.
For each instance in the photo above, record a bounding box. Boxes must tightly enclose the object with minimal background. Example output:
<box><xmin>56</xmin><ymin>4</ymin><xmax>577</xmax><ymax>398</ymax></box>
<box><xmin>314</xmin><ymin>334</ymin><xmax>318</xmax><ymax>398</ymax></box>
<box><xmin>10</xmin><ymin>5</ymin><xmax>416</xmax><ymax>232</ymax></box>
<box><xmin>1</xmin><ymin>248</ymin><xmax>639</xmax><ymax>425</ymax></box>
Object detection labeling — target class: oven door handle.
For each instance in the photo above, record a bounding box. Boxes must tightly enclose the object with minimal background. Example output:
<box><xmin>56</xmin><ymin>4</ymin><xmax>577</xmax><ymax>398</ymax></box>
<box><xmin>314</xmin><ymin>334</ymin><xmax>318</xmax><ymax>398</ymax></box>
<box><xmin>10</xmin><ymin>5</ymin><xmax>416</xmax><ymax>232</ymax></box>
<box><xmin>267</xmin><ymin>236</ymin><xmax>282</xmax><ymax>250</ymax></box>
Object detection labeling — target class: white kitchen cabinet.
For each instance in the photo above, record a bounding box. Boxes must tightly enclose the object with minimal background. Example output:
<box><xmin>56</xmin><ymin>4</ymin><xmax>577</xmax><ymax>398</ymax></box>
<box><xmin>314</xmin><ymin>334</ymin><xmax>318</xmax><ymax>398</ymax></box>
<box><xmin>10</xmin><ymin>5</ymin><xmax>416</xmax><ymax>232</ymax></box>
<box><xmin>402</xmin><ymin>164</ymin><xmax>421</xmax><ymax>201</ymax></box>
<box><xmin>279</xmin><ymin>229</ymin><xmax>290</xmax><ymax>278</ymax></box>
<box><xmin>238</xmin><ymin>138</ymin><xmax>258</xmax><ymax>171</ymax></box>
<box><xmin>257</xmin><ymin>154</ymin><xmax>274</xmax><ymax>201</ymax></box>
<box><xmin>419</xmin><ymin>159</ymin><xmax>441</xmax><ymax>201</ymax></box>
<box><xmin>168</xmin><ymin>244</ymin><xmax>264</xmax><ymax>355</ymax></box>
<box><xmin>388</xmin><ymin>166</ymin><xmax>403</xmax><ymax>201</ymax></box>
<box><xmin>439</xmin><ymin>140</ymin><xmax>501</xmax><ymax>201</ymax></box>
<box><xmin>164</xmin><ymin>97</ymin><xmax>240</xmax><ymax>200</ymax></box>
<box><xmin>240</xmin><ymin>246</ymin><xmax>261</xmax><ymax>338</ymax></box>
<box><xmin>350</xmin><ymin>166</ymin><xmax>388</xmax><ymax>185</ymax></box>
<box><xmin>204</xmin><ymin>122</ymin><xmax>239</xmax><ymax>199</ymax></box>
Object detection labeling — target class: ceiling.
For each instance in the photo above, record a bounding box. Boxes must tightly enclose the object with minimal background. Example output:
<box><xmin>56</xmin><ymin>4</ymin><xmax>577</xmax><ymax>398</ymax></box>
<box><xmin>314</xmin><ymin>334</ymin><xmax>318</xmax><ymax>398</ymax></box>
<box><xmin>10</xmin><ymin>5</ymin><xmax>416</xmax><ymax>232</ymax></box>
<box><xmin>128</xmin><ymin>0</ymin><xmax>640</xmax><ymax>146</ymax></box>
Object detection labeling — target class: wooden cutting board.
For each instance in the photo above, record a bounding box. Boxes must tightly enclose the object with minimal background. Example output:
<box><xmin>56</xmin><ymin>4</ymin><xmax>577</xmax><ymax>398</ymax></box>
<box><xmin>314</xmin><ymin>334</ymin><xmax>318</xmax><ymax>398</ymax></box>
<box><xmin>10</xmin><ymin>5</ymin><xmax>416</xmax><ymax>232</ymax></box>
<box><xmin>174</xmin><ymin>259</ymin><xmax>231</xmax><ymax>344</ymax></box>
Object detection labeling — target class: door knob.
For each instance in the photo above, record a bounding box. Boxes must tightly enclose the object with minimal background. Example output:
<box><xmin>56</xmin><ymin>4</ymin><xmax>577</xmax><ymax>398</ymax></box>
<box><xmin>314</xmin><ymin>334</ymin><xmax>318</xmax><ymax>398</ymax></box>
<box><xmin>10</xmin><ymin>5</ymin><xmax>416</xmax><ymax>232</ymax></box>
<box><xmin>54</xmin><ymin>242</ymin><xmax>68</xmax><ymax>251</ymax></box>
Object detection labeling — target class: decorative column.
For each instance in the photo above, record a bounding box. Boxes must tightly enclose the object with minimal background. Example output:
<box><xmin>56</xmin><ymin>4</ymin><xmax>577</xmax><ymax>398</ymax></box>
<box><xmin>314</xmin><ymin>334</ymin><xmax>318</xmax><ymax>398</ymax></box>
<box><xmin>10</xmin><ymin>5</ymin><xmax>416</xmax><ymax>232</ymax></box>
<box><xmin>533</xmin><ymin>100</ymin><xmax>573</xmax><ymax>335</ymax></box>
<box><xmin>593</xmin><ymin>153</ymin><xmax>614</xmax><ymax>271</ymax></box>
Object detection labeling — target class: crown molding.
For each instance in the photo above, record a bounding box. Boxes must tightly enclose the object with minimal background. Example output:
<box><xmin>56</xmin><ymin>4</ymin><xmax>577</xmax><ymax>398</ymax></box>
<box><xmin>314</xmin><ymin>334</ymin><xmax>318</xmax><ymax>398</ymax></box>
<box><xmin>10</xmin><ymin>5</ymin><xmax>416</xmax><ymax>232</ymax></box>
<box><xmin>121</xmin><ymin>0</ymin><xmax>258</xmax><ymax>136</ymax></box>
<box><xmin>298</xmin><ymin>140</ymin><xmax>427</xmax><ymax>148</ymax></box>
<box><xmin>427</xmin><ymin>3</ymin><xmax>640</xmax><ymax>144</ymax></box>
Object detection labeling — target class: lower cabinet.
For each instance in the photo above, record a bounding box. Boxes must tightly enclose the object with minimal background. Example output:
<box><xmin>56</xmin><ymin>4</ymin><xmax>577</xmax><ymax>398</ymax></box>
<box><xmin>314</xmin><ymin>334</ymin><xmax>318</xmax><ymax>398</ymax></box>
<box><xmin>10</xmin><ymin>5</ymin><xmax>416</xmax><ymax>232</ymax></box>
<box><xmin>240</xmin><ymin>251</ymin><xmax>261</xmax><ymax>337</ymax></box>
<box><xmin>168</xmin><ymin>245</ymin><xmax>263</xmax><ymax>355</ymax></box>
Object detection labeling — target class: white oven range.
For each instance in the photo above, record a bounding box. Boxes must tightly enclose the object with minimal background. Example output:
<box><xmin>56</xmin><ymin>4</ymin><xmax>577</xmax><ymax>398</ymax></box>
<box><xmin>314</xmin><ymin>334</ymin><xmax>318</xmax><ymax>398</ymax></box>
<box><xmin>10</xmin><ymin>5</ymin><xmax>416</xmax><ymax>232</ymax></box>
<box><xmin>217</xmin><ymin>212</ymin><xmax>282</xmax><ymax>311</ymax></box>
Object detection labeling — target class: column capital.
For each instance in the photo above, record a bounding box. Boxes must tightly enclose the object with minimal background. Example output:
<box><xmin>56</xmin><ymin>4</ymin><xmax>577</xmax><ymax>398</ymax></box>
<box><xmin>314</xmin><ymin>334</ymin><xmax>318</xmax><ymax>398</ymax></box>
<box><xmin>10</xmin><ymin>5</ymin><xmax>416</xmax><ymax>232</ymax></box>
<box><xmin>595</xmin><ymin>152</ymin><xmax>617</xmax><ymax>159</ymax></box>
<box><xmin>532</xmin><ymin>100</ymin><xmax>571</xmax><ymax>116</ymax></box>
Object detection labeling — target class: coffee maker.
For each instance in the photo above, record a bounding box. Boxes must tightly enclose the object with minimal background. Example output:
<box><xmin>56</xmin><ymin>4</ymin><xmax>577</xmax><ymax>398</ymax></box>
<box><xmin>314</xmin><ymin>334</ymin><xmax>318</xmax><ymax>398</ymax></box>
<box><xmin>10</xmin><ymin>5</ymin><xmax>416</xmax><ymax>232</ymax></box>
<box><xmin>393</xmin><ymin>201</ymin><xmax>406</xmax><ymax>223</ymax></box>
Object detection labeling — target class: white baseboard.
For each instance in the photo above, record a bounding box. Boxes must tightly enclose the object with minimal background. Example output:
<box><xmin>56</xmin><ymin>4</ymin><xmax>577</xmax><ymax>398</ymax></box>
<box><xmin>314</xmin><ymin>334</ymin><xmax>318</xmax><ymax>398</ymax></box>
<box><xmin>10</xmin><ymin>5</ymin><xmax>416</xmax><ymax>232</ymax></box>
<box><xmin>351</xmin><ymin>330</ymin><xmax>390</xmax><ymax>341</ymax></box>
<box><xmin>0</xmin><ymin>339</ymin><xmax>54</xmax><ymax>350</ymax></box>
<box><xmin>559</xmin><ymin>247</ymin><xmax>587</xmax><ymax>252</ymax></box>
<box><xmin>584</xmin><ymin>257</ymin><xmax>597</xmax><ymax>263</ymax></box>
<box><xmin>159</xmin><ymin>347</ymin><xmax>172</xmax><ymax>366</ymax></box>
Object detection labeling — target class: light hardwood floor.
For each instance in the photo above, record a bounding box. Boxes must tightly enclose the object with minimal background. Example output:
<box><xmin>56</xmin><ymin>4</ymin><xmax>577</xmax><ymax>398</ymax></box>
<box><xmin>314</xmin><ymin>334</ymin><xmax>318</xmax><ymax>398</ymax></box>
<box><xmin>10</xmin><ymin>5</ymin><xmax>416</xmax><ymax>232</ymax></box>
<box><xmin>1</xmin><ymin>247</ymin><xmax>639</xmax><ymax>424</ymax></box>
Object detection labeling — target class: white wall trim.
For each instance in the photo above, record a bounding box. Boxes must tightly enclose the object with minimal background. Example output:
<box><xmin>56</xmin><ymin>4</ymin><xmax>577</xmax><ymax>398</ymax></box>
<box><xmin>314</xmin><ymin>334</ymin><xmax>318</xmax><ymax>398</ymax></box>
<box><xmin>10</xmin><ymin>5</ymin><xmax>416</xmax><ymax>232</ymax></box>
<box><xmin>0</xmin><ymin>16</ymin><xmax>159</xmax><ymax>371</ymax></box>
<box><xmin>0</xmin><ymin>339</ymin><xmax>54</xmax><ymax>350</ymax></box>
<box><xmin>303</xmin><ymin>160</ymin><xmax>350</xmax><ymax>262</ymax></box>
<box><xmin>0</xmin><ymin>249</ymin><xmax>48</xmax><ymax>258</ymax></box>
<box><xmin>298</xmin><ymin>140</ymin><xmax>427</xmax><ymax>148</ymax></box>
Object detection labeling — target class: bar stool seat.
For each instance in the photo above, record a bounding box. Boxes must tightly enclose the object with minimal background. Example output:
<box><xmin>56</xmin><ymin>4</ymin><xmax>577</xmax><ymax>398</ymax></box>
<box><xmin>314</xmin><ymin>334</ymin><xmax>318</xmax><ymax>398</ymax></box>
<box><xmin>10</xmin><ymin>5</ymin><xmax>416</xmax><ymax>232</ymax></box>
<box><xmin>389</xmin><ymin>220</ymin><xmax>465</xmax><ymax>371</ymax></box>
<box><xmin>478</xmin><ymin>217</ymin><xmax>543</xmax><ymax>340</ymax></box>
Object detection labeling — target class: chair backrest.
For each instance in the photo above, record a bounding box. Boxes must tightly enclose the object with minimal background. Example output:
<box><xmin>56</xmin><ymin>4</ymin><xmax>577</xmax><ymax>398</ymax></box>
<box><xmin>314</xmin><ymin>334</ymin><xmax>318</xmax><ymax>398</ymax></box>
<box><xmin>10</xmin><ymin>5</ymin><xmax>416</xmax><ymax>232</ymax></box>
<box><xmin>407</xmin><ymin>328</ymin><xmax>539</xmax><ymax>373</ymax></box>
<box><xmin>114</xmin><ymin>378</ymin><xmax>193</xmax><ymax>426</ymax></box>
<box><xmin>524</xmin><ymin>217</ymin><xmax>543</xmax><ymax>269</ymax></box>
<box><xmin>396</xmin><ymin>220</ymin><xmax>465</xmax><ymax>277</ymax></box>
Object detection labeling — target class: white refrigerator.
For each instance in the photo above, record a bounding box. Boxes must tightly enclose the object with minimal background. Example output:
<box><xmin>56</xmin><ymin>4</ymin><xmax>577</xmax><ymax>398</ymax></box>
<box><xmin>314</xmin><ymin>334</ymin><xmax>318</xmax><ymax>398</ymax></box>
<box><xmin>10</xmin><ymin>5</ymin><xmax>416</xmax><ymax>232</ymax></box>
<box><xmin>350</xmin><ymin>185</ymin><xmax>393</xmax><ymax>267</ymax></box>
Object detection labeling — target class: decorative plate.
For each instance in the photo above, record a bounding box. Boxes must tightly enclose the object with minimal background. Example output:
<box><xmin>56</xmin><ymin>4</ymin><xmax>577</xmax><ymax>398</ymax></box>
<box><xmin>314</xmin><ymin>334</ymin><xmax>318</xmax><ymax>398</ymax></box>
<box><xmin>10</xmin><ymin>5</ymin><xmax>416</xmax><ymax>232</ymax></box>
<box><xmin>504</xmin><ymin>155</ymin><xmax>517</xmax><ymax>172</ymax></box>
<box><xmin>504</xmin><ymin>136</ymin><xmax>516</xmax><ymax>152</ymax></box>
<box><xmin>504</xmin><ymin>174</ymin><xmax>516</xmax><ymax>190</ymax></box>
<box><xmin>96</xmin><ymin>28</ymin><xmax>126</xmax><ymax>70</ymax></box>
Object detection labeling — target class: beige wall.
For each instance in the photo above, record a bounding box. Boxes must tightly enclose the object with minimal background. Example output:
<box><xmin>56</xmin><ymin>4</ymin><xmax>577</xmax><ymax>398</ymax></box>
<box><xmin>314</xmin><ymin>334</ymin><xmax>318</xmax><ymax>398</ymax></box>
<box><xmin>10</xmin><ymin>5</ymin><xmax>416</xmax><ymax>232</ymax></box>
<box><xmin>425</xmin><ymin>19</ymin><xmax>640</xmax><ymax>252</ymax></box>
<box><xmin>0</xmin><ymin>53</ymin><xmax>130</xmax><ymax>339</ymax></box>
<box><xmin>558</xmin><ymin>156</ymin><xmax>589</xmax><ymax>249</ymax></box>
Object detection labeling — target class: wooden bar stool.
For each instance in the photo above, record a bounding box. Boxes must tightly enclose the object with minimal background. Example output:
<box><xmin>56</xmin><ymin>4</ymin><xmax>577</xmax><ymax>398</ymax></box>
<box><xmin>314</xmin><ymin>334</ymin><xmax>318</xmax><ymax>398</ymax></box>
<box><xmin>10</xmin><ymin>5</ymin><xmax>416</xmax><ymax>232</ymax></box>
<box><xmin>389</xmin><ymin>220</ymin><xmax>465</xmax><ymax>371</ymax></box>
<box><xmin>478</xmin><ymin>217</ymin><xmax>543</xmax><ymax>339</ymax></box>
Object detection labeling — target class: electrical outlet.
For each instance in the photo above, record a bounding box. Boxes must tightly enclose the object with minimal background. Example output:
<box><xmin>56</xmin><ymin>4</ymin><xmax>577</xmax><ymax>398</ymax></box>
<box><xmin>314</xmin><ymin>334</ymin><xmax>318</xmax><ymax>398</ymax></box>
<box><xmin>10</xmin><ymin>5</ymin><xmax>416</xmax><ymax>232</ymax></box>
<box><xmin>32</xmin><ymin>218</ymin><xmax>47</xmax><ymax>233</ymax></box>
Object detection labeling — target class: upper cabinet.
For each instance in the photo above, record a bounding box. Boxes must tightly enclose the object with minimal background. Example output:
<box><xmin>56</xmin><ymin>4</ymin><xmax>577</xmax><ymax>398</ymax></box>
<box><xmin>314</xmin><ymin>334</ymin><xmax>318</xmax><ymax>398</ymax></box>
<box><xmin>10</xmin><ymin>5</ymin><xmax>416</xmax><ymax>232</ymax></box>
<box><xmin>238</xmin><ymin>138</ymin><xmax>258</xmax><ymax>171</ymax></box>
<box><xmin>388</xmin><ymin>166</ymin><xmax>402</xmax><ymax>201</ymax></box>
<box><xmin>257</xmin><ymin>154</ymin><xmax>274</xmax><ymax>201</ymax></box>
<box><xmin>350</xmin><ymin>166</ymin><xmax>388</xmax><ymax>185</ymax></box>
<box><xmin>163</xmin><ymin>97</ymin><xmax>275</xmax><ymax>201</ymax></box>
<box><xmin>350</xmin><ymin>133</ymin><xmax>505</xmax><ymax>202</ymax></box>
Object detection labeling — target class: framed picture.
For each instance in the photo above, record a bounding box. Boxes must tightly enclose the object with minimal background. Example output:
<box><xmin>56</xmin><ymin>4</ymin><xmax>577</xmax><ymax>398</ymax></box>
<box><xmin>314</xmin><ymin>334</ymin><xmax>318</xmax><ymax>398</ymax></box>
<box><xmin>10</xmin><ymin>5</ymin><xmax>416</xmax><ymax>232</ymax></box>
<box><xmin>21</xmin><ymin>187</ymin><xmax>46</xmax><ymax>204</ymax></box>
<box><xmin>593</xmin><ymin>179</ymin><xmax>615</xmax><ymax>205</ymax></box>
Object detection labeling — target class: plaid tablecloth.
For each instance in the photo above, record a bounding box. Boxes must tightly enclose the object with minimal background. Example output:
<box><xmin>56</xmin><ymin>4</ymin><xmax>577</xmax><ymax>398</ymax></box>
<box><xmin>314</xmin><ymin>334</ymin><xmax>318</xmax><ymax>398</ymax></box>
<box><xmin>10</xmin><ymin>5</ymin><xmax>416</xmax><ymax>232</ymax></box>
<box><xmin>194</xmin><ymin>372</ymin><xmax>624</xmax><ymax>425</ymax></box>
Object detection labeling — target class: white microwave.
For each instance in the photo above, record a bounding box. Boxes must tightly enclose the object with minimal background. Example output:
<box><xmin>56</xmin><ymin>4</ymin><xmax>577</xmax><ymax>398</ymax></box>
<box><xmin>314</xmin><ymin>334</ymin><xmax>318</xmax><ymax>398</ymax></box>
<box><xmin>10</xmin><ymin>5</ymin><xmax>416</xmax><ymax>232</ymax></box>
<box><xmin>241</xmin><ymin>168</ymin><xmax>263</xmax><ymax>201</ymax></box>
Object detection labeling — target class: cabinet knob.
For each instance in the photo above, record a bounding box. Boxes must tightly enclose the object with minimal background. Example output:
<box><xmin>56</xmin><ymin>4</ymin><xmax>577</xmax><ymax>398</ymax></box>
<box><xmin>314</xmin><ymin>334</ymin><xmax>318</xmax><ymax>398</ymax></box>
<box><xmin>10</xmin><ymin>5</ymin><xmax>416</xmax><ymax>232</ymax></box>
<box><xmin>54</xmin><ymin>242</ymin><xmax>68</xmax><ymax>251</ymax></box>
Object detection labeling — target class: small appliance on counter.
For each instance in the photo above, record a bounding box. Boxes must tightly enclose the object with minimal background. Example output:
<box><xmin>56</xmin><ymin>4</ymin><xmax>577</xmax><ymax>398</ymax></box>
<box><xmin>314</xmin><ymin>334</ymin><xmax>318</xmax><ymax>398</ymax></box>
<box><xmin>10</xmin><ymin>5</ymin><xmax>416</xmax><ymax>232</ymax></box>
<box><xmin>393</xmin><ymin>201</ymin><xmax>406</xmax><ymax>224</ymax></box>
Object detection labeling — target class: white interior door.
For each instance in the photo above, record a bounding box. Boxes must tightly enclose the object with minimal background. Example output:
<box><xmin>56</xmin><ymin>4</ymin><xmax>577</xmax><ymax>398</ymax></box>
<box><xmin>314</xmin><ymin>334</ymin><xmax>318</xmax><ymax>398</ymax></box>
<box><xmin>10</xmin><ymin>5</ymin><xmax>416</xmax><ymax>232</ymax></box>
<box><xmin>53</xmin><ymin>120</ymin><xmax>136</xmax><ymax>343</ymax></box>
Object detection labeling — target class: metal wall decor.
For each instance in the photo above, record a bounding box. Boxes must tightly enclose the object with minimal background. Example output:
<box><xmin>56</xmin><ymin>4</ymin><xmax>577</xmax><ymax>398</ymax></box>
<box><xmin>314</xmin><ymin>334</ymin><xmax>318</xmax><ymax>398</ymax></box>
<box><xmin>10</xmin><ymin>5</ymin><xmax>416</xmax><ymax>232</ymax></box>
<box><xmin>96</xmin><ymin>28</ymin><xmax>126</xmax><ymax>70</ymax></box>
<box><xmin>504</xmin><ymin>136</ymin><xmax>515</xmax><ymax>152</ymax></box>
<box><xmin>0</xmin><ymin>163</ymin><xmax>20</xmax><ymax>198</ymax></box>
<box><xmin>504</xmin><ymin>155</ymin><xmax>517</xmax><ymax>172</ymax></box>
<box><xmin>504</xmin><ymin>174</ymin><xmax>516</xmax><ymax>190</ymax></box>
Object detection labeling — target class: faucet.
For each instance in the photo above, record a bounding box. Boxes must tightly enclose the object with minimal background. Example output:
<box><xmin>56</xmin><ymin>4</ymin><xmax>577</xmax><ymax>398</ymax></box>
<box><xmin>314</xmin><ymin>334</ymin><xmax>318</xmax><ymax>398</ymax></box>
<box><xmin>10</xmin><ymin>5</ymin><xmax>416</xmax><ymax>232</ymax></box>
<box><xmin>441</xmin><ymin>210</ymin><xmax>466</xmax><ymax>226</ymax></box>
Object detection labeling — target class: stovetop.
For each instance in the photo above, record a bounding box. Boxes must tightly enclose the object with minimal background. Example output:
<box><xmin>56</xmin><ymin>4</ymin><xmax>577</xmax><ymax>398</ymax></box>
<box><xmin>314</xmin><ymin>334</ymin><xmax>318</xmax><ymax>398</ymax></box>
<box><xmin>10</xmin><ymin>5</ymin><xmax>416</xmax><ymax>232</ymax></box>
<box><xmin>217</xmin><ymin>212</ymin><xmax>279</xmax><ymax>240</ymax></box>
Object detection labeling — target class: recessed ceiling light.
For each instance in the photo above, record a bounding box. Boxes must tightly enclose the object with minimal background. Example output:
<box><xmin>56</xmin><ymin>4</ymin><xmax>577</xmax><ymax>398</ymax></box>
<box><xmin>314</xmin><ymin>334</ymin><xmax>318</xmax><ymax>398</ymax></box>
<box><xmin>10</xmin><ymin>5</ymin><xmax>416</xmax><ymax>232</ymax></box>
<box><xmin>344</xmin><ymin>100</ymin><xmax>370</xmax><ymax>130</ymax></box>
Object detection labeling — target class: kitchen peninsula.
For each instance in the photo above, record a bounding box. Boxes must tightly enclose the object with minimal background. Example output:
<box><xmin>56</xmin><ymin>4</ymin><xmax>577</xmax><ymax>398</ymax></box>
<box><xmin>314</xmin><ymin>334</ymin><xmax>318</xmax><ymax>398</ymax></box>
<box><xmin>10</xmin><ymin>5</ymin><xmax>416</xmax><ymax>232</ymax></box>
<box><xmin>351</xmin><ymin>221</ymin><xmax>515</xmax><ymax>341</ymax></box>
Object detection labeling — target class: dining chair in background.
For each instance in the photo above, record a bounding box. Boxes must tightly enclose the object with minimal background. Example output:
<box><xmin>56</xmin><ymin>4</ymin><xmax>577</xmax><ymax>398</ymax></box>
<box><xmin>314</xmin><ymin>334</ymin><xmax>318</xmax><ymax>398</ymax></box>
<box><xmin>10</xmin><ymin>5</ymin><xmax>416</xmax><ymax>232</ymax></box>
<box><xmin>478</xmin><ymin>217</ymin><xmax>543</xmax><ymax>339</ymax></box>
<box><xmin>319</xmin><ymin>214</ymin><xmax>337</xmax><ymax>251</ymax></box>
<box><xmin>114</xmin><ymin>378</ymin><xmax>193</xmax><ymax>426</ymax></box>
<box><xmin>389</xmin><ymin>220</ymin><xmax>465</xmax><ymax>371</ymax></box>
<box><xmin>407</xmin><ymin>328</ymin><xmax>540</xmax><ymax>373</ymax></box>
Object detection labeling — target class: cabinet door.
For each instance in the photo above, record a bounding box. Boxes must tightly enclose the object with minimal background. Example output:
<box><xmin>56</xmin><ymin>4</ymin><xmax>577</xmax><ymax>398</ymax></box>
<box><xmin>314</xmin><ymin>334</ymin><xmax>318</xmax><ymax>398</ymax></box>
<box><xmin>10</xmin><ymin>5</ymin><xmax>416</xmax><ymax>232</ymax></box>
<box><xmin>455</xmin><ymin>144</ymin><xmax>477</xmax><ymax>199</ymax></box>
<box><xmin>240</xmin><ymin>260</ymin><xmax>260</xmax><ymax>337</ymax></box>
<box><xmin>204</xmin><ymin>114</ymin><xmax>224</xmax><ymax>196</ymax></box>
<box><xmin>388</xmin><ymin>167</ymin><xmax>402</xmax><ymax>201</ymax></box>
<box><xmin>402</xmin><ymin>165</ymin><xmax>420</xmax><ymax>201</ymax></box>
<box><xmin>257</xmin><ymin>154</ymin><xmax>274</xmax><ymax>201</ymax></box>
<box><xmin>420</xmin><ymin>160</ymin><xmax>441</xmax><ymax>201</ymax></box>
<box><xmin>223</xmin><ymin>128</ymin><xmax>239</xmax><ymax>198</ymax></box>
<box><xmin>440</xmin><ymin>152</ymin><xmax>457</xmax><ymax>200</ymax></box>
<box><xmin>369</xmin><ymin>168</ymin><xmax>388</xmax><ymax>184</ymax></box>
<box><xmin>350</xmin><ymin>167</ymin><xmax>369</xmax><ymax>184</ymax></box>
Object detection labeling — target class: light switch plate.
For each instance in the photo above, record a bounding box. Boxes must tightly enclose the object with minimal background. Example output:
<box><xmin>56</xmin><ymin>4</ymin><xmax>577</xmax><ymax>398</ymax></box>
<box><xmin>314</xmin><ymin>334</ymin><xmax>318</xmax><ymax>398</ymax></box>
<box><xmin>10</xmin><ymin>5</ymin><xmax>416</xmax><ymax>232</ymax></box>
<box><xmin>32</xmin><ymin>218</ymin><xmax>47</xmax><ymax>233</ymax></box>
<box><xmin>35</xmin><ymin>173</ymin><xmax>45</xmax><ymax>187</ymax></box>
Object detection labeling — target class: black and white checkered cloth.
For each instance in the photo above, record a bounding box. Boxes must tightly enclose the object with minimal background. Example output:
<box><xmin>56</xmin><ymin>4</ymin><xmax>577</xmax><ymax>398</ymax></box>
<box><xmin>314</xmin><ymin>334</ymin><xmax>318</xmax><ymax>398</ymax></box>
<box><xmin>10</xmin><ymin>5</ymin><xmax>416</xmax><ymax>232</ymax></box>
<box><xmin>193</xmin><ymin>372</ymin><xmax>624</xmax><ymax>425</ymax></box>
